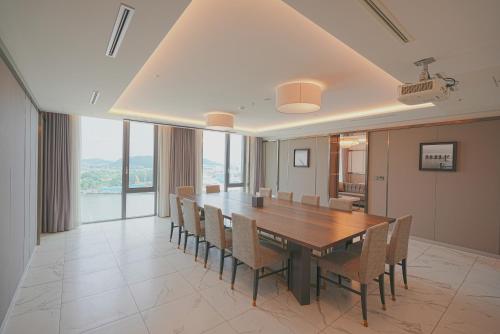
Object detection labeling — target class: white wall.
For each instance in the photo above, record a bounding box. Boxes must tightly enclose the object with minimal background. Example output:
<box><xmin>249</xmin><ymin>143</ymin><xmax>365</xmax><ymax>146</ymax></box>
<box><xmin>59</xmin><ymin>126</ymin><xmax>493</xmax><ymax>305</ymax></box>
<box><xmin>0</xmin><ymin>56</ymin><xmax>38</xmax><ymax>327</ymax></box>
<box><xmin>265</xmin><ymin>136</ymin><xmax>330</xmax><ymax>206</ymax></box>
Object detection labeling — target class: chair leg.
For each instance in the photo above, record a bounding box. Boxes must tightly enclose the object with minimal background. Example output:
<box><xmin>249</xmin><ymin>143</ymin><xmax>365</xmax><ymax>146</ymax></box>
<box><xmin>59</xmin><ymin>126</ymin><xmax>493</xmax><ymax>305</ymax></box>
<box><xmin>389</xmin><ymin>264</ymin><xmax>396</xmax><ymax>301</ymax></box>
<box><xmin>286</xmin><ymin>258</ymin><xmax>291</xmax><ymax>290</ymax></box>
<box><xmin>183</xmin><ymin>231</ymin><xmax>188</xmax><ymax>253</ymax></box>
<box><xmin>402</xmin><ymin>258</ymin><xmax>408</xmax><ymax>289</ymax></box>
<box><xmin>219</xmin><ymin>249</ymin><xmax>225</xmax><ymax>280</ymax></box>
<box><xmin>378</xmin><ymin>274</ymin><xmax>386</xmax><ymax>310</ymax></box>
<box><xmin>169</xmin><ymin>222</ymin><xmax>174</xmax><ymax>242</ymax></box>
<box><xmin>316</xmin><ymin>266</ymin><xmax>321</xmax><ymax>300</ymax></box>
<box><xmin>177</xmin><ymin>226</ymin><xmax>183</xmax><ymax>248</ymax></box>
<box><xmin>204</xmin><ymin>242</ymin><xmax>210</xmax><ymax>268</ymax></box>
<box><xmin>231</xmin><ymin>257</ymin><xmax>237</xmax><ymax>290</ymax></box>
<box><xmin>361</xmin><ymin>283</ymin><xmax>368</xmax><ymax>327</ymax></box>
<box><xmin>252</xmin><ymin>269</ymin><xmax>259</xmax><ymax>307</ymax></box>
<box><xmin>194</xmin><ymin>236</ymin><xmax>200</xmax><ymax>261</ymax></box>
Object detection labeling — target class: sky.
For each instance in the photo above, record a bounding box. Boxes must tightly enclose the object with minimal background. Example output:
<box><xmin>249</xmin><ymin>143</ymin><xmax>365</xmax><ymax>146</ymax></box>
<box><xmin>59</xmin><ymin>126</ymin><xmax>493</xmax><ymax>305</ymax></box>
<box><xmin>81</xmin><ymin>117</ymin><xmax>153</xmax><ymax>160</ymax></box>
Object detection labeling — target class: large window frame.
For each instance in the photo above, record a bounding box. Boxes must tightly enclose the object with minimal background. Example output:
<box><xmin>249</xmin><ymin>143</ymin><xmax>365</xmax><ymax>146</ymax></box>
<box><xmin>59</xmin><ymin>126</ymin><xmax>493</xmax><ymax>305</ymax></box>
<box><xmin>203</xmin><ymin>130</ymin><xmax>247</xmax><ymax>192</ymax></box>
<box><xmin>122</xmin><ymin>120</ymin><xmax>158</xmax><ymax>219</ymax></box>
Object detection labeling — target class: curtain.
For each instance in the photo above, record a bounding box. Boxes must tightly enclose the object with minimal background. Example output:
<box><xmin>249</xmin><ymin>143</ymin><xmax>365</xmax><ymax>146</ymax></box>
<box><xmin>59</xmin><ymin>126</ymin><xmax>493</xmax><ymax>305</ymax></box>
<box><xmin>68</xmin><ymin>115</ymin><xmax>81</xmax><ymax>229</ymax></box>
<box><xmin>41</xmin><ymin>112</ymin><xmax>71</xmax><ymax>233</ymax></box>
<box><xmin>169</xmin><ymin>127</ymin><xmax>196</xmax><ymax>195</ymax></box>
<box><xmin>194</xmin><ymin>129</ymin><xmax>203</xmax><ymax>194</ymax></box>
<box><xmin>157</xmin><ymin>125</ymin><xmax>172</xmax><ymax>217</ymax></box>
<box><xmin>248</xmin><ymin>136</ymin><xmax>265</xmax><ymax>195</ymax></box>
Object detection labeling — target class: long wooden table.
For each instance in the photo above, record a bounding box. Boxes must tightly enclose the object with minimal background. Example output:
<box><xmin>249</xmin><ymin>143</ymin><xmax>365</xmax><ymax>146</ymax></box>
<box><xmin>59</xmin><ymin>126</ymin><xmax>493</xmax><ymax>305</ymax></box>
<box><xmin>186</xmin><ymin>192</ymin><xmax>394</xmax><ymax>305</ymax></box>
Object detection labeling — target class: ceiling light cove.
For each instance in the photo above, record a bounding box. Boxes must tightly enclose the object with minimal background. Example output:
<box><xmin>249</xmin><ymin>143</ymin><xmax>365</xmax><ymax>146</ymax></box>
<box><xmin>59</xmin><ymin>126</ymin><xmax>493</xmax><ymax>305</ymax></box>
<box><xmin>109</xmin><ymin>108</ymin><xmax>205</xmax><ymax>127</ymax></box>
<box><xmin>205</xmin><ymin>112</ymin><xmax>234</xmax><ymax>130</ymax></box>
<box><xmin>276</xmin><ymin>82</ymin><xmax>322</xmax><ymax>114</ymax></box>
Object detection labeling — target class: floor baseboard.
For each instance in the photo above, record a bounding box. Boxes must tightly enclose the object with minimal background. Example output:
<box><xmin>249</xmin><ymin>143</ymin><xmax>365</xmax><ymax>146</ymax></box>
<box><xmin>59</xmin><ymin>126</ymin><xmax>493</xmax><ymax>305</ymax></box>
<box><xmin>412</xmin><ymin>236</ymin><xmax>500</xmax><ymax>260</ymax></box>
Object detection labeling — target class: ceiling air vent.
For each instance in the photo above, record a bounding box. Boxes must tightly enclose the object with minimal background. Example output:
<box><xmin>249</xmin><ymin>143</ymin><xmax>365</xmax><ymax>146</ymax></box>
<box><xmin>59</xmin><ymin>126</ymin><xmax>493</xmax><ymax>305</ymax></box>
<box><xmin>106</xmin><ymin>4</ymin><xmax>135</xmax><ymax>57</ymax></box>
<box><xmin>359</xmin><ymin>0</ymin><xmax>412</xmax><ymax>43</ymax></box>
<box><xmin>90</xmin><ymin>90</ymin><xmax>100</xmax><ymax>105</ymax></box>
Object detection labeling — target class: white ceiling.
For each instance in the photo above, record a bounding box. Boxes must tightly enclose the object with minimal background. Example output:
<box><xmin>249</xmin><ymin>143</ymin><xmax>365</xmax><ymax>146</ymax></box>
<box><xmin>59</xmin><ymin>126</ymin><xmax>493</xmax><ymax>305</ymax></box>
<box><xmin>0</xmin><ymin>0</ymin><xmax>190</xmax><ymax>117</ymax></box>
<box><xmin>1</xmin><ymin>0</ymin><xmax>499</xmax><ymax>139</ymax></box>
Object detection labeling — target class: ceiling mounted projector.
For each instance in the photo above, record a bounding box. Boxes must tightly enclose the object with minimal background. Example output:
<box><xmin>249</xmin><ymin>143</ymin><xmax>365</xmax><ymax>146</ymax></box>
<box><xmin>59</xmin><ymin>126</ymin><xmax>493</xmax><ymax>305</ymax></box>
<box><xmin>398</xmin><ymin>57</ymin><xmax>458</xmax><ymax>105</ymax></box>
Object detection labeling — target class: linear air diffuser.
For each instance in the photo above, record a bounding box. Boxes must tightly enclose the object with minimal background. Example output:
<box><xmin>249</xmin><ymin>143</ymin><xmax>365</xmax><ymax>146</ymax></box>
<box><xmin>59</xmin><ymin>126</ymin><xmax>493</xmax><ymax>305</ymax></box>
<box><xmin>106</xmin><ymin>4</ymin><xmax>135</xmax><ymax>57</ymax></box>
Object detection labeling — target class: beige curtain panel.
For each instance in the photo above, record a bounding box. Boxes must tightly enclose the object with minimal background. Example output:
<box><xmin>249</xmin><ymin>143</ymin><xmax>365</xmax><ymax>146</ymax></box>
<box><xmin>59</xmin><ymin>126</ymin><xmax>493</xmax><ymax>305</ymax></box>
<box><xmin>41</xmin><ymin>112</ymin><xmax>71</xmax><ymax>233</ymax></box>
<box><xmin>168</xmin><ymin>127</ymin><xmax>196</xmax><ymax>196</ymax></box>
<box><xmin>157</xmin><ymin>125</ymin><xmax>172</xmax><ymax>217</ymax></box>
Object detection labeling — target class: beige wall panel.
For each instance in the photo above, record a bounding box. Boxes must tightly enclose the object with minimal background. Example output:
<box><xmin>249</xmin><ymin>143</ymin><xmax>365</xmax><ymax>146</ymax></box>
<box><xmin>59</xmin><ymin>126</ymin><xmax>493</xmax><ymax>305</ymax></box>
<box><xmin>368</xmin><ymin>131</ymin><xmax>388</xmax><ymax>216</ymax></box>
<box><xmin>434</xmin><ymin>121</ymin><xmax>500</xmax><ymax>254</ymax></box>
<box><xmin>387</xmin><ymin>127</ymin><xmax>438</xmax><ymax>239</ymax></box>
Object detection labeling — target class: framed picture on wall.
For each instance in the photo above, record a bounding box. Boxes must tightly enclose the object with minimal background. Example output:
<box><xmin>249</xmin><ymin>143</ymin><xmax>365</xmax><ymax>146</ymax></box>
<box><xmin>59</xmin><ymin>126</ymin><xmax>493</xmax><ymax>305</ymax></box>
<box><xmin>294</xmin><ymin>149</ymin><xmax>310</xmax><ymax>167</ymax></box>
<box><xmin>419</xmin><ymin>142</ymin><xmax>457</xmax><ymax>171</ymax></box>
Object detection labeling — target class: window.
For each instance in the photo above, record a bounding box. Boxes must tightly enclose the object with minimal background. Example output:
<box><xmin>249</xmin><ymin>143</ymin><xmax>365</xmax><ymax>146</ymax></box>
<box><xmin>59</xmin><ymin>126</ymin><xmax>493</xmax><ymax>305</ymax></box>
<box><xmin>203</xmin><ymin>130</ymin><xmax>246</xmax><ymax>191</ymax></box>
<box><xmin>228</xmin><ymin>133</ymin><xmax>244</xmax><ymax>186</ymax></box>
<box><xmin>80</xmin><ymin>118</ymin><xmax>157</xmax><ymax>223</ymax></box>
<box><xmin>80</xmin><ymin>117</ymin><xmax>123</xmax><ymax>223</ymax></box>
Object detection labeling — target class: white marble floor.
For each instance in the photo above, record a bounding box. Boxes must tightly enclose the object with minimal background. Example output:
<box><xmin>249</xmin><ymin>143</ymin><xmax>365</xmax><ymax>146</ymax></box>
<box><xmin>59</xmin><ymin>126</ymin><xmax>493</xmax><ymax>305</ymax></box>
<box><xmin>3</xmin><ymin>216</ymin><xmax>499</xmax><ymax>334</ymax></box>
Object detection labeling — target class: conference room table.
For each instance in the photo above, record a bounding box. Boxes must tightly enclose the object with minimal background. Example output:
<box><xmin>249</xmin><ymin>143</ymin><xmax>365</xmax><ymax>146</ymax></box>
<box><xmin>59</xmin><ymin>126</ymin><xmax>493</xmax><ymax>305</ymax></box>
<box><xmin>185</xmin><ymin>191</ymin><xmax>394</xmax><ymax>305</ymax></box>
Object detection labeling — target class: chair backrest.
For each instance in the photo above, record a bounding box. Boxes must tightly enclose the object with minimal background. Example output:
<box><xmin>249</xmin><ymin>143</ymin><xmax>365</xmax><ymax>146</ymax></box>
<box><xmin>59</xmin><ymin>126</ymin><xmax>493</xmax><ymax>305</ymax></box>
<box><xmin>204</xmin><ymin>205</ymin><xmax>226</xmax><ymax>249</ymax></box>
<box><xmin>387</xmin><ymin>215</ymin><xmax>412</xmax><ymax>265</ymax></box>
<box><xmin>301</xmin><ymin>194</ymin><xmax>320</xmax><ymax>207</ymax></box>
<box><xmin>176</xmin><ymin>186</ymin><xmax>195</xmax><ymax>197</ymax></box>
<box><xmin>205</xmin><ymin>184</ymin><xmax>220</xmax><ymax>194</ymax></box>
<box><xmin>359</xmin><ymin>222</ymin><xmax>389</xmax><ymax>283</ymax></box>
<box><xmin>328</xmin><ymin>198</ymin><xmax>353</xmax><ymax>212</ymax></box>
<box><xmin>258</xmin><ymin>187</ymin><xmax>272</xmax><ymax>198</ymax></box>
<box><xmin>277</xmin><ymin>191</ymin><xmax>293</xmax><ymax>201</ymax></box>
<box><xmin>231</xmin><ymin>213</ymin><xmax>260</xmax><ymax>268</ymax></box>
<box><xmin>182</xmin><ymin>198</ymin><xmax>202</xmax><ymax>236</ymax></box>
<box><xmin>169</xmin><ymin>194</ymin><xmax>184</xmax><ymax>227</ymax></box>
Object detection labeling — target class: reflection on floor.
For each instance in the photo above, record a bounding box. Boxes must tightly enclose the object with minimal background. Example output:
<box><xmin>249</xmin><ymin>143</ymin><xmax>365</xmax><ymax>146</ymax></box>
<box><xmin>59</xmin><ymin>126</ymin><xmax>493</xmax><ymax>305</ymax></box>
<box><xmin>3</xmin><ymin>216</ymin><xmax>499</xmax><ymax>334</ymax></box>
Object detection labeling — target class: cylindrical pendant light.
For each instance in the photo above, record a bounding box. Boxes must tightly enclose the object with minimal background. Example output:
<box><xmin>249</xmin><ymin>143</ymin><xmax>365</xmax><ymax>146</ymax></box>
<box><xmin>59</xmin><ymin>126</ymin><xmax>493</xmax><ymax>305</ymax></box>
<box><xmin>205</xmin><ymin>112</ymin><xmax>234</xmax><ymax>130</ymax></box>
<box><xmin>276</xmin><ymin>82</ymin><xmax>322</xmax><ymax>114</ymax></box>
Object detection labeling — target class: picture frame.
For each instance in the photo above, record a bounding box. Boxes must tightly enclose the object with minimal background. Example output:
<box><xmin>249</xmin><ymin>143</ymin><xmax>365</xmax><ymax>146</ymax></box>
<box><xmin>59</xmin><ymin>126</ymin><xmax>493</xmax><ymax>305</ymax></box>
<box><xmin>294</xmin><ymin>148</ymin><xmax>310</xmax><ymax>167</ymax></box>
<box><xmin>419</xmin><ymin>142</ymin><xmax>457</xmax><ymax>171</ymax></box>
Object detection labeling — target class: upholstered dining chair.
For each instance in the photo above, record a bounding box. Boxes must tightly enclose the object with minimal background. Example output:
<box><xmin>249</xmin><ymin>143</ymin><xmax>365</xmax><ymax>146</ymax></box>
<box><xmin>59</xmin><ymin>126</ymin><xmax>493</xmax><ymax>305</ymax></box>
<box><xmin>277</xmin><ymin>191</ymin><xmax>293</xmax><ymax>201</ymax></box>
<box><xmin>182</xmin><ymin>198</ymin><xmax>205</xmax><ymax>261</ymax></box>
<box><xmin>169</xmin><ymin>194</ymin><xmax>184</xmax><ymax>247</ymax></box>
<box><xmin>205</xmin><ymin>184</ymin><xmax>220</xmax><ymax>193</ymax></box>
<box><xmin>316</xmin><ymin>223</ymin><xmax>389</xmax><ymax>327</ymax></box>
<box><xmin>204</xmin><ymin>204</ymin><xmax>232</xmax><ymax>279</ymax></box>
<box><xmin>176</xmin><ymin>185</ymin><xmax>195</xmax><ymax>197</ymax></box>
<box><xmin>258</xmin><ymin>187</ymin><xmax>272</xmax><ymax>198</ymax></box>
<box><xmin>231</xmin><ymin>213</ymin><xmax>290</xmax><ymax>306</ymax></box>
<box><xmin>301</xmin><ymin>194</ymin><xmax>320</xmax><ymax>207</ymax></box>
<box><xmin>329</xmin><ymin>198</ymin><xmax>353</xmax><ymax>212</ymax></box>
<box><xmin>349</xmin><ymin>215</ymin><xmax>412</xmax><ymax>301</ymax></box>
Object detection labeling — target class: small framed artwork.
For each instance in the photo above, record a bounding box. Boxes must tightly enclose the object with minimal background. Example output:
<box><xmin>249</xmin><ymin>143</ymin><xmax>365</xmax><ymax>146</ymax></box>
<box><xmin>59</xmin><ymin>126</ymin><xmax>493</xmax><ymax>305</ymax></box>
<box><xmin>294</xmin><ymin>149</ymin><xmax>310</xmax><ymax>167</ymax></box>
<box><xmin>419</xmin><ymin>142</ymin><xmax>457</xmax><ymax>171</ymax></box>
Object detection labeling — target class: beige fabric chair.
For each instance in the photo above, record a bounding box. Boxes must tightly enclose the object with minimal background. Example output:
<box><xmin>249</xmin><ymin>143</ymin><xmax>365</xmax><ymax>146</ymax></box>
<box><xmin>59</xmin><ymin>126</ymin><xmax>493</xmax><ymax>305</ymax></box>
<box><xmin>176</xmin><ymin>185</ymin><xmax>195</xmax><ymax>197</ymax></box>
<box><xmin>231</xmin><ymin>213</ymin><xmax>290</xmax><ymax>306</ymax></box>
<box><xmin>182</xmin><ymin>198</ymin><xmax>205</xmax><ymax>261</ymax></box>
<box><xmin>258</xmin><ymin>187</ymin><xmax>272</xmax><ymax>198</ymax></box>
<box><xmin>204</xmin><ymin>205</ymin><xmax>232</xmax><ymax>279</ymax></box>
<box><xmin>349</xmin><ymin>215</ymin><xmax>412</xmax><ymax>300</ymax></box>
<box><xmin>169</xmin><ymin>194</ymin><xmax>184</xmax><ymax>247</ymax></box>
<box><xmin>301</xmin><ymin>194</ymin><xmax>320</xmax><ymax>207</ymax></box>
<box><xmin>329</xmin><ymin>198</ymin><xmax>353</xmax><ymax>212</ymax></box>
<box><xmin>277</xmin><ymin>191</ymin><xmax>293</xmax><ymax>201</ymax></box>
<box><xmin>317</xmin><ymin>223</ymin><xmax>389</xmax><ymax>327</ymax></box>
<box><xmin>205</xmin><ymin>184</ymin><xmax>220</xmax><ymax>193</ymax></box>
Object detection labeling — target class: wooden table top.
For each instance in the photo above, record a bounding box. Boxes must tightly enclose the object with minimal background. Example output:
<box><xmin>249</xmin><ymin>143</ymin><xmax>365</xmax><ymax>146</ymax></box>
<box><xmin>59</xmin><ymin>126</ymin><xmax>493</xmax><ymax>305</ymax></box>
<box><xmin>184</xmin><ymin>192</ymin><xmax>394</xmax><ymax>251</ymax></box>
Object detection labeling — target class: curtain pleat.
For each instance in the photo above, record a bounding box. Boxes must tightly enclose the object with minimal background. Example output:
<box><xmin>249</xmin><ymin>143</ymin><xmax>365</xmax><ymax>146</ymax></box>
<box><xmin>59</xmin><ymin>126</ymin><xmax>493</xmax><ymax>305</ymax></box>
<box><xmin>41</xmin><ymin>112</ymin><xmax>71</xmax><ymax>233</ymax></box>
<box><xmin>168</xmin><ymin>127</ymin><xmax>196</xmax><ymax>195</ymax></box>
<box><xmin>248</xmin><ymin>137</ymin><xmax>265</xmax><ymax>195</ymax></box>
